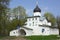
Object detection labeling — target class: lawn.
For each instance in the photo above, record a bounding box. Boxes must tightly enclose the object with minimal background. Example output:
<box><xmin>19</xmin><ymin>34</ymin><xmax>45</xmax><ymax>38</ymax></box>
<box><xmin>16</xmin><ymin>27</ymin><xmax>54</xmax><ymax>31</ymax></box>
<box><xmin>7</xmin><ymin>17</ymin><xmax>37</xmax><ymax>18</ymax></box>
<box><xmin>0</xmin><ymin>35</ymin><xmax>60</xmax><ymax>40</ymax></box>
<box><xmin>25</xmin><ymin>35</ymin><xmax>60</xmax><ymax>40</ymax></box>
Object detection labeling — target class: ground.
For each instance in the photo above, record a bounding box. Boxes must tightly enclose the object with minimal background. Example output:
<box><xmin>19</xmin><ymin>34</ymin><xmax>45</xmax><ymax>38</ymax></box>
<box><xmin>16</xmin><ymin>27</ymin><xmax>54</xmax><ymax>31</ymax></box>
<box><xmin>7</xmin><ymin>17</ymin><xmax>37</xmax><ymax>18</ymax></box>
<box><xmin>25</xmin><ymin>35</ymin><xmax>60</xmax><ymax>40</ymax></box>
<box><xmin>0</xmin><ymin>35</ymin><xmax>60</xmax><ymax>40</ymax></box>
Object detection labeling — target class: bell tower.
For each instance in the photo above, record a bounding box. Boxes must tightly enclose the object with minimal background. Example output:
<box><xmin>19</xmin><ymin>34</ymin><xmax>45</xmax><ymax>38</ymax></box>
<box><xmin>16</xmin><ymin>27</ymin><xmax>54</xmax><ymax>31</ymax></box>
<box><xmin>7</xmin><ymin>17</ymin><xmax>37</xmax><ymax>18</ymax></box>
<box><xmin>33</xmin><ymin>1</ymin><xmax>41</xmax><ymax>16</ymax></box>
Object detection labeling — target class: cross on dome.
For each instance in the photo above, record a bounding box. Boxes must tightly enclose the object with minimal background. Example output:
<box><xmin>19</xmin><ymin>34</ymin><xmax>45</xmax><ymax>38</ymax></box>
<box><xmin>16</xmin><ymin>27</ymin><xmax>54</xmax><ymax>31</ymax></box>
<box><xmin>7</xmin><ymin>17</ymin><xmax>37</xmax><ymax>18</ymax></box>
<box><xmin>33</xmin><ymin>0</ymin><xmax>41</xmax><ymax>13</ymax></box>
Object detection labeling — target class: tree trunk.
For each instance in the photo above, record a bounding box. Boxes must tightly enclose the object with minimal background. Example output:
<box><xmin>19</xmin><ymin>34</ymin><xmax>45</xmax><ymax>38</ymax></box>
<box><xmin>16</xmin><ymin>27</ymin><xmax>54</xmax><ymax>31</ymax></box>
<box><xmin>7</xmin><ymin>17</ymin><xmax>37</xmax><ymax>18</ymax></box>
<box><xmin>59</xmin><ymin>28</ymin><xmax>60</xmax><ymax>35</ymax></box>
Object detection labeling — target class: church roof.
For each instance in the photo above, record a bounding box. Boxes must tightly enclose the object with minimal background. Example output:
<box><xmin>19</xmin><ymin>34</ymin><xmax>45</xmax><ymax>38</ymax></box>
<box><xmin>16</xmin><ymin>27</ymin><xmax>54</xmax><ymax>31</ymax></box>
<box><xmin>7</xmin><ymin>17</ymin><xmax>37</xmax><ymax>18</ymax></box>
<box><xmin>27</xmin><ymin>16</ymin><xmax>40</xmax><ymax>18</ymax></box>
<box><xmin>21</xmin><ymin>27</ymin><xmax>33</xmax><ymax>30</ymax></box>
<box><xmin>39</xmin><ymin>25</ymin><xmax>58</xmax><ymax>28</ymax></box>
<box><xmin>39</xmin><ymin>17</ymin><xmax>45</xmax><ymax>21</ymax></box>
<box><xmin>33</xmin><ymin>5</ymin><xmax>41</xmax><ymax>12</ymax></box>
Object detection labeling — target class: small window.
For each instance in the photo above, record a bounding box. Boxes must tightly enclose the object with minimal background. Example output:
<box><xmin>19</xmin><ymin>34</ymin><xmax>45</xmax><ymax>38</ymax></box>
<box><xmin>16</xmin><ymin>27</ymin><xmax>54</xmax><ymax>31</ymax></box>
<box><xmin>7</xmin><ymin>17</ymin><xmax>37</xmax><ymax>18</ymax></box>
<box><xmin>29</xmin><ymin>23</ymin><xmax>31</xmax><ymax>26</ymax></box>
<box><xmin>13</xmin><ymin>32</ymin><xmax>15</xmax><ymax>34</ymax></box>
<box><xmin>33</xmin><ymin>22</ymin><xmax>34</xmax><ymax>26</ymax></box>
<box><xmin>36</xmin><ymin>18</ymin><xmax>37</xmax><ymax>20</ymax></box>
<box><xmin>42</xmin><ymin>29</ymin><xmax>45</xmax><ymax>33</ymax></box>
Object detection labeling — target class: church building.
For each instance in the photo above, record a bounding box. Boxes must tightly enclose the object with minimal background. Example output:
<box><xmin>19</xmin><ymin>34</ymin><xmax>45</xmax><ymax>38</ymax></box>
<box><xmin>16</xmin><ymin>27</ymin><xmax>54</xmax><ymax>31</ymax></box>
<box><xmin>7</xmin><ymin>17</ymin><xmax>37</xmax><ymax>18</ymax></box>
<box><xmin>10</xmin><ymin>3</ymin><xmax>59</xmax><ymax>36</ymax></box>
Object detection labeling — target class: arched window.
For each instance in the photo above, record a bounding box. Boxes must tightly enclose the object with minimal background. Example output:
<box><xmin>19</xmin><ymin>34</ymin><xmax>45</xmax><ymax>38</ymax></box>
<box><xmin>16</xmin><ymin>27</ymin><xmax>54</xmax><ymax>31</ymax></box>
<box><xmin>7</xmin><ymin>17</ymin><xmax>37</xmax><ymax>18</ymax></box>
<box><xmin>42</xmin><ymin>29</ymin><xmax>45</xmax><ymax>33</ymax></box>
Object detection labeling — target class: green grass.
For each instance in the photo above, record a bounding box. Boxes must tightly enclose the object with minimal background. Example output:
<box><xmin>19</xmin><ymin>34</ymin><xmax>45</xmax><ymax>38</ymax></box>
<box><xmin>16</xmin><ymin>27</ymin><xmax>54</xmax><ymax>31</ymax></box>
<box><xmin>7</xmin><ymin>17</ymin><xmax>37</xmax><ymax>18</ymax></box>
<box><xmin>0</xmin><ymin>35</ymin><xmax>60</xmax><ymax>40</ymax></box>
<box><xmin>25</xmin><ymin>35</ymin><xmax>60</xmax><ymax>40</ymax></box>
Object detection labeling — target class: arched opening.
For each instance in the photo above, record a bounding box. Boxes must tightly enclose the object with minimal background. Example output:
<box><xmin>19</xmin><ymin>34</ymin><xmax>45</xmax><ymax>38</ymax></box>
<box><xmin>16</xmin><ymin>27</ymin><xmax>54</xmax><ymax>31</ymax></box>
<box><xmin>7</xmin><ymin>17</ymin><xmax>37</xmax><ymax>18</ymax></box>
<box><xmin>19</xmin><ymin>29</ymin><xmax>26</xmax><ymax>36</ymax></box>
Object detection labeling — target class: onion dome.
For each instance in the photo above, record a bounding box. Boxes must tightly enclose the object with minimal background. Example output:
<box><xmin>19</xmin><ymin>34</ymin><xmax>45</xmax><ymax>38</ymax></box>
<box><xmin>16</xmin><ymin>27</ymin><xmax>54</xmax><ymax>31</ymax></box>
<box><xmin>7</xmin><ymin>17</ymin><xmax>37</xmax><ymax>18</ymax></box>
<box><xmin>33</xmin><ymin>5</ymin><xmax>41</xmax><ymax>12</ymax></box>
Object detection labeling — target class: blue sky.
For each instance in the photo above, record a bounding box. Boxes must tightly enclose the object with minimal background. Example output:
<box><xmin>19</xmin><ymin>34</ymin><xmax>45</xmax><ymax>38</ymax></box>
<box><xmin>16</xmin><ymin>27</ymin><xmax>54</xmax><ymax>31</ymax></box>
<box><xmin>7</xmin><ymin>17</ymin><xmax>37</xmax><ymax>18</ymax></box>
<box><xmin>9</xmin><ymin>0</ymin><xmax>60</xmax><ymax>17</ymax></box>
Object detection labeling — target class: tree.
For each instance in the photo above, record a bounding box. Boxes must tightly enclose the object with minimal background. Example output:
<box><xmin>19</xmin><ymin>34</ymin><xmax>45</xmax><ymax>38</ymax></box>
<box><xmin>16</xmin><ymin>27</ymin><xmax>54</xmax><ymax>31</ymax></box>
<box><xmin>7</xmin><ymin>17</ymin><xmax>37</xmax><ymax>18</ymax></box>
<box><xmin>12</xmin><ymin>6</ymin><xmax>27</xmax><ymax>19</ymax></box>
<box><xmin>6</xmin><ymin>6</ymin><xmax>27</xmax><ymax>35</ymax></box>
<box><xmin>0</xmin><ymin>0</ymin><xmax>10</xmax><ymax>36</ymax></box>
<box><xmin>0</xmin><ymin>0</ymin><xmax>10</xmax><ymax>18</ymax></box>
<box><xmin>44</xmin><ymin>12</ymin><xmax>56</xmax><ymax>26</ymax></box>
<box><xmin>57</xmin><ymin>16</ymin><xmax>60</xmax><ymax>35</ymax></box>
<box><xmin>8</xmin><ymin>18</ymin><xmax>27</xmax><ymax>31</ymax></box>
<box><xmin>8</xmin><ymin>6</ymin><xmax>27</xmax><ymax>28</ymax></box>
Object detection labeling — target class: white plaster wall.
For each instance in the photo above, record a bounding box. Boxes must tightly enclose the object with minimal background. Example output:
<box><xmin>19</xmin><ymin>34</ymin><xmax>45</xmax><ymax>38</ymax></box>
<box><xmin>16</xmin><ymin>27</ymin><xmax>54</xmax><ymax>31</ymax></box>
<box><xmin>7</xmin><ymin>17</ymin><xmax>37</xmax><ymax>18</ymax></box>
<box><xmin>25</xmin><ymin>16</ymin><xmax>51</xmax><ymax>29</ymax></box>
<box><xmin>10</xmin><ymin>28</ymin><xmax>33</xmax><ymax>36</ymax></box>
<box><xmin>41</xmin><ymin>19</ymin><xmax>51</xmax><ymax>26</ymax></box>
<box><xmin>10</xmin><ymin>30</ymin><xmax>19</xmax><ymax>36</ymax></box>
<box><xmin>32</xmin><ymin>26</ymin><xmax>50</xmax><ymax>35</ymax></box>
<box><xmin>34</xmin><ymin>12</ymin><xmax>41</xmax><ymax>16</ymax></box>
<box><xmin>42</xmin><ymin>27</ymin><xmax>50</xmax><ymax>35</ymax></box>
<box><xmin>25</xmin><ymin>17</ymin><xmax>40</xmax><ymax>28</ymax></box>
<box><xmin>25</xmin><ymin>30</ymin><xmax>33</xmax><ymax>36</ymax></box>
<box><xmin>24</xmin><ymin>15</ymin><xmax>52</xmax><ymax>36</ymax></box>
<box><xmin>27</xmin><ymin>17</ymin><xmax>51</xmax><ymax>26</ymax></box>
<box><xmin>50</xmin><ymin>28</ymin><xmax>59</xmax><ymax>35</ymax></box>
<box><xmin>47</xmin><ymin>22</ymin><xmax>51</xmax><ymax>26</ymax></box>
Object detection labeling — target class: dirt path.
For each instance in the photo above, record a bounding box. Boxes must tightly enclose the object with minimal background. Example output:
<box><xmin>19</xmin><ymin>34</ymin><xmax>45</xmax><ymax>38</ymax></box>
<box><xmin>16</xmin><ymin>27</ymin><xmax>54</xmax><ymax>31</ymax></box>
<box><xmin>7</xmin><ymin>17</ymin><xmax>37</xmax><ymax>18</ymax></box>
<box><xmin>0</xmin><ymin>36</ymin><xmax>28</xmax><ymax>40</ymax></box>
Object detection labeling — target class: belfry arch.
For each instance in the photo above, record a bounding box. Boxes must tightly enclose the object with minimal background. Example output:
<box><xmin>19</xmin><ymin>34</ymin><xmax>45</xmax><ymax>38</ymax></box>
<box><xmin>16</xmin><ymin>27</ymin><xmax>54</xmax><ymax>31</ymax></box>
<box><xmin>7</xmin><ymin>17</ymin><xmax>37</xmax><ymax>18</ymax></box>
<box><xmin>19</xmin><ymin>29</ymin><xmax>26</xmax><ymax>36</ymax></box>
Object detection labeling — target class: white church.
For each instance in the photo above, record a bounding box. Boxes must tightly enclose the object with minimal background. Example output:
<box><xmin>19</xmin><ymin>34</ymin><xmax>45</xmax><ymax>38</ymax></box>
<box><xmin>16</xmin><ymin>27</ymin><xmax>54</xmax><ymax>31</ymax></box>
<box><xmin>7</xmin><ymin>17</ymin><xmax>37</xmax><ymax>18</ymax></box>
<box><xmin>10</xmin><ymin>3</ymin><xmax>59</xmax><ymax>36</ymax></box>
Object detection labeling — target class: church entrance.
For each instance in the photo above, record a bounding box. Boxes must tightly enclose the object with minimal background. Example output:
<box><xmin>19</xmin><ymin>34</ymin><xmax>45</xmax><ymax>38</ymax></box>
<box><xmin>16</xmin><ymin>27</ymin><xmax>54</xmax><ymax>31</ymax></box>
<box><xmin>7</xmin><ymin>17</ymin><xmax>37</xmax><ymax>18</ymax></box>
<box><xmin>19</xmin><ymin>29</ymin><xmax>26</xmax><ymax>36</ymax></box>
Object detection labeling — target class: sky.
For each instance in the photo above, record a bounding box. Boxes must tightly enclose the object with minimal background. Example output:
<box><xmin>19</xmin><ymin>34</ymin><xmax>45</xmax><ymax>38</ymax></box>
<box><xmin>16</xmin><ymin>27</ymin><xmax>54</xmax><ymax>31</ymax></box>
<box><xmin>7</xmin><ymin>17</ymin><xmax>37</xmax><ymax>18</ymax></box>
<box><xmin>9</xmin><ymin>0</ymin><xmax>60</xmax><ymax>17</ymax></box>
